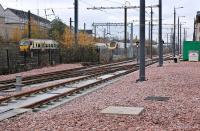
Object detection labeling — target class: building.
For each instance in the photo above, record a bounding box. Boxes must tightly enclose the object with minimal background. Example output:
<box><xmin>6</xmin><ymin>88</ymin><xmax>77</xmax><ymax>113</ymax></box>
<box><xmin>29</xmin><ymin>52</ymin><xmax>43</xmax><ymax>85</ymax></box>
<box><xmin>0</xmin><ymin>4</ymin><xmax>5</xmax><ymax>41</ymax></box>
<box><xmin>79</xmin><ymin>30</ymin><xmax>93</xmax><ymax>35</ymax></box>
<box><xmin>195</xmin><ymin>11</ymin><xmax>200</xmax><ymax>41</ymax></box>
<box><xmin>0</xmin><ymin>4</ymin><xmax>51</xmax><ymax>42</ymax></box>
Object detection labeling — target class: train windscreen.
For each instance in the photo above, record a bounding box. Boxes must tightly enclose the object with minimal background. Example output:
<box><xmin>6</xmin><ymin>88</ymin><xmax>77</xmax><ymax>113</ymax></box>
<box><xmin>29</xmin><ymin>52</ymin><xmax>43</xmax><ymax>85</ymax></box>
<box><xmin>19</xmin><ymin>41</ymin><xmax>30</xmax><ymax>46</ymax></box>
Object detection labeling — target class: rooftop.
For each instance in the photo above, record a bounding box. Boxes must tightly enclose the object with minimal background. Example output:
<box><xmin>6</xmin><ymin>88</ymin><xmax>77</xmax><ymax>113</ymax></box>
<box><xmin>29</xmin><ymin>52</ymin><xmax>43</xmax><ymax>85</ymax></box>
<box><xmin>7</xmin><ymin>8</ymin><xmax>51</xmax><ymax>24</ymax></box>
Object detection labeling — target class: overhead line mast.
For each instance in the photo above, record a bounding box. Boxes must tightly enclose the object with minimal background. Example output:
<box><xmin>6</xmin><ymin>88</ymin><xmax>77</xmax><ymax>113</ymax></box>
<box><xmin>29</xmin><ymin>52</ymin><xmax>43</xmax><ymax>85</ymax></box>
<box><xmin>87</xmin><ymin>4</ymin><xmax>159</xmax><ymax>55</ymax></box>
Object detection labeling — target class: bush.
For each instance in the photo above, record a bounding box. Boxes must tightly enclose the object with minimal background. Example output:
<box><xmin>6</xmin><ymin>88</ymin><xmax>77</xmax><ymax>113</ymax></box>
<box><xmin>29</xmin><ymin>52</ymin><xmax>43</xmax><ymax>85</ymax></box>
<box><xmin>60</xmin><ymin>44</ymin><xmax>99</xmax><ymax>63</ymax></box>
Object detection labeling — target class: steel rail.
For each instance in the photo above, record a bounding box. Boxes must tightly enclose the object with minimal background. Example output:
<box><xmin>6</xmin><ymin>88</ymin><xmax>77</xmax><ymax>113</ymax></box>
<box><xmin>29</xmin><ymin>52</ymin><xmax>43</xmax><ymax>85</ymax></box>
<box><xmin>0</xmin><ymin>64</ymin><xmax>135</xmax><ymax>104</ymax></box>
<box><xmin>0</xmin><ymin>60</ymin><xmax>135</xmax><ymax>90</ymax></box>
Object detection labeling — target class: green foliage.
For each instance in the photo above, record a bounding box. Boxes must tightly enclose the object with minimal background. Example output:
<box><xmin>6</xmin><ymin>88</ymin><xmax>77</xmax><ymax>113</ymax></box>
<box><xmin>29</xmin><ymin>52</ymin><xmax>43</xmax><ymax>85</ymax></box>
<box><xmin>49</xmin><ymin>19</ymin><xmax>66</xmax><ymax>41</ymax></box>
<box><xmin>60</xmin><ymin>44</ymin><xmax>99</xmax><ymax>63</ymax></box>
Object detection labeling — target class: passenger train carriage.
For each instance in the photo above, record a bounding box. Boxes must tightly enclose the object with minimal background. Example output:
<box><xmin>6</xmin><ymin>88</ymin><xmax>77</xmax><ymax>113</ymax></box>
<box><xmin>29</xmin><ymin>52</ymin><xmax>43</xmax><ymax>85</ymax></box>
<box><xmin>19</xmin><ymin>39</ymin><xmax>59</xmax><ymax>52</ymax></box>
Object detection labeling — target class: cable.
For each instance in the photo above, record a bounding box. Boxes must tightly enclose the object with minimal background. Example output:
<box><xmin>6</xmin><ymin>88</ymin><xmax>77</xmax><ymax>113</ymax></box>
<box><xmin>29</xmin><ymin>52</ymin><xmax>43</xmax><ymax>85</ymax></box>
<box><xmin>101</xmin><ymin>0</ymin><xmax>123</xmax><ymax>5</ymax></box>
<box><xmin>80</xmin><ymin>0</ymin><xmax>122</xmax><ymax>17</ymax></box>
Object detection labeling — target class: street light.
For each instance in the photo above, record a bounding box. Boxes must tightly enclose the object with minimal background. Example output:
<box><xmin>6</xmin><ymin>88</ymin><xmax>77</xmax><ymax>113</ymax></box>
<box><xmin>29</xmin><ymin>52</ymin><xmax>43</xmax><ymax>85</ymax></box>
<box><xmin>173</xmin><ymin>6</ymin><xmax>184</xmax><ymax>59</ymax></box>
<box><xmin>124</xmin><ymin>1</ymin><xmax>131</xmax><ymax>49</ymax></box>
<box><xmin>178</xmin><ymin>16</ymin><xmax>185</xmax><ymax>55</ymax></box>
<box><xmin>180</xmin><ymin>22</ymin><xmax>187</xmax><ymax>54</ymax></box>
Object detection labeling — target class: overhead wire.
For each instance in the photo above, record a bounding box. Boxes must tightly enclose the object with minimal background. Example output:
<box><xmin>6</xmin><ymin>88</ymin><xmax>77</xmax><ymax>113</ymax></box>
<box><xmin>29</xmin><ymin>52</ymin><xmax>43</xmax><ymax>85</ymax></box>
<box><xmin>80</xmin><ymin>0</ymin><xmax>123</xmax><ymax>17</ymax></box>
<box><xmin>101</xmin><ymin>0</ymin><xmax>123</xmax><ymax>5</ymax></box>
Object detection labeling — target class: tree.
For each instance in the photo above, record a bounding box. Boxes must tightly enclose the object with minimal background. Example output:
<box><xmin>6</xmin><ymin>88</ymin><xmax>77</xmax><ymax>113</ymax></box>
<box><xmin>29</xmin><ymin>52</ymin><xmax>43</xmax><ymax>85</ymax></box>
<box><xmin>63</xmin><ymin>28</ymin><xmax>73</xmax><ymax>47</ymax></box>
<box><xmin>49</xmin><ymin>19</ymin><xmax>66</xmax><ymax>41</ymax></box>
<box><xmin>12</xmin><ymin>27</ymin><xmax>23</xmax><ymax>42</ymax></box>
<box><xmin>78</xmin><ymin>32</ymin><xmax>94</xmax><ymax>45</ymax></box>
<box><xmin>63</xmin><ymin>29</ymin><xmax>95</xmax><ymax>47</ymax></box>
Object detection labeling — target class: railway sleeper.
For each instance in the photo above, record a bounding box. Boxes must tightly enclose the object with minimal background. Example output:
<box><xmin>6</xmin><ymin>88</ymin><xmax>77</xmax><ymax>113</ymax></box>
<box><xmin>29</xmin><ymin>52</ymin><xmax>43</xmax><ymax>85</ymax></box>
<box><xmin>0</xmin><ymin>102</ymin><xmax>8</xmax><ymax>106</ymax></box>
<box><xmin>0</xmin><ymin>58</ymin><xmax>171</xmax><ymax>113</ymax></box>
<box><xmin>8</xmin><ymin>99</ymin><xmax>17</xmax><ymax>103</ymax></box>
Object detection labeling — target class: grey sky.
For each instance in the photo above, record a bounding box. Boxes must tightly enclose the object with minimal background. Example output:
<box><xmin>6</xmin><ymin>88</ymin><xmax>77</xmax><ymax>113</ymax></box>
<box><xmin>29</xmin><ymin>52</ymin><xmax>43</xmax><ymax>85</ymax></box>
<box><xmin>0</xmin><ymin>0</ymin><xmax>198</xmax><ymax>41</ymax></box>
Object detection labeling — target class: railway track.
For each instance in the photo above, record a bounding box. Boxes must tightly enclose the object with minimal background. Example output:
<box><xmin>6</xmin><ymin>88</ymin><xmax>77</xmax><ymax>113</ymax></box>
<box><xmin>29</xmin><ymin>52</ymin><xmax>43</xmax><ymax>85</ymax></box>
<box><xmin>0</xmin><ymin>56</ymin><xmax>172</xmax><ymax>121</ymax></box>
<box><xmin>0</xmin><ymin>60</ymin><xmax>134</xmax><ymax>91</ymax></box>
<box><xmin>0</xmin><ymin>64</ymin><xmax>134</xmax><ymax>103</ymax></box>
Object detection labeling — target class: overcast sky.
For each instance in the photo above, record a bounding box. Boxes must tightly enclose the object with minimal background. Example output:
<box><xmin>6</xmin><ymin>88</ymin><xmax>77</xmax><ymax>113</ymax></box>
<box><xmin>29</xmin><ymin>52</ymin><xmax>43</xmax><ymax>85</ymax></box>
<box><xmin>0</xmin><ymin>0</ymin><xmax>199</xmax><ymax>41</ymax></box>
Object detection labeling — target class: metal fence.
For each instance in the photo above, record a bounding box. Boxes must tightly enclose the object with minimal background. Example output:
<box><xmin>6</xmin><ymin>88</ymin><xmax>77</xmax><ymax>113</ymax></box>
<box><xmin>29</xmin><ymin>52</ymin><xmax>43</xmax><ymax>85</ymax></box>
<box><xmin>99</xmin><ymin>45</ymin><xmax>139</xmax><ymax>63</ymax></box>
<box><xmin>0</xmin><ymin>43</ymin><xmax>171</xmax><ymax>75</ymax></box>
<box><xmin>0</xmin><ymin>49</ymin><xmax>61</xmax><ymax>75</ymax></box>
<box><xmin>0</xmin><ymin>44</ymin><xmax>100</xmax><ymax>75</ymax></box>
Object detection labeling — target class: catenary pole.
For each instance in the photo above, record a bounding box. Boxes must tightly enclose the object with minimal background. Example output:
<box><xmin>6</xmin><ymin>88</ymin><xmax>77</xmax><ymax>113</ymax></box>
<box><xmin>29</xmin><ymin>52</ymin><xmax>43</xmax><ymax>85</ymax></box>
<box><xmin>149</xmin><ymin>21</ymin><xmax>151</xmax><ymax>58</ymax></box>
<box><xmin>184</xmin><ymin>28</ymin><xmax>186</xmax><ymax>41</ymax></box>
<box><xmin>124</xmin><ymin>7</ymin><xmax>127</xmax><ymax>49</ymax></box>
<box><xmin>74</xmin><ymin>0</ymin><xmax>78</xmax><ymax>46</ymax></box>
<box><xmin>150</xmin><ymin>6</ymin><xmax>153</xmax><ymax>59</ymax></box>
<box><xmin>84</xmin><ymin>23</ymin><xmax>86</xmax><ymax>33</ymax></box>
<box><xmin>139</xmin><ymin>0</ymin><xmax>146</xmax><ymax>81</ymax></box>
<box><xmin>158</xmin><ymin>0</ymin><xmax>163</xmax><ymax>66</ymax></box>
<box><xmin>173</xmin><ymin>8</ymin><xmax>176</xmax><ymax>58</ymax></box>
<box><xmin>180</xmin><ymin>23</ymin><xmax>182</xmax><ymax>54</ymax></box>
<box><xmin>70</xmin><ymin>17</ymin><xmax>73</xmax><ymax>31</ymax></box>
<box><xmin>177</xmin><ymin>17</ymin><xmax>180</xmax><ymax>55</ymax></box>
<box><xmin>193</xmin><ymin>18</ymin><xmax>196</xmax><ymax>41</ymax></box>
<box><xmin>130</xmin><ymin>23</ymin><xmax>133</xmax><ymax>45</ymax></box>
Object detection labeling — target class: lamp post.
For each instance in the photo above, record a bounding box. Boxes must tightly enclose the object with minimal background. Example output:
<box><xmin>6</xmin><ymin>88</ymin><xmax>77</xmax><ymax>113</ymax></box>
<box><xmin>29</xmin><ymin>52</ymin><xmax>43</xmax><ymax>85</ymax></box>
<box><xmin>173</xmin><ymin>6</ymin><xmax>183</xmax><ymax>59</ymax></box>
<box><xmin>177</xmin><ymin>16</ymin><xmax>185</xmax><ymax>55</ymax></box>
<box><xmin>180</xmin><ymin>22</ymin><xmax>186</xmax><ymax>54</ymax></box>
<box><xmin>124</xmin><ymin>1</ymin><xmax>131</xmax><ymax>57</ymax></box>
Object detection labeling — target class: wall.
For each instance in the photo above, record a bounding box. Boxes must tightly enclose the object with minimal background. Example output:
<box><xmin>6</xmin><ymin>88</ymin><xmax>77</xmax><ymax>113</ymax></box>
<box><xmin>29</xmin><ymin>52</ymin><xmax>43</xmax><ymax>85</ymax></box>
<box><xmin>4</xmin><ymin>9</ymin><xmax>21</xmax><ymax>24</ymax></box>
<box><xmin>195</xmin><ymin>23</ymin><xmax>200</xmax><ymax>41</ymax></box>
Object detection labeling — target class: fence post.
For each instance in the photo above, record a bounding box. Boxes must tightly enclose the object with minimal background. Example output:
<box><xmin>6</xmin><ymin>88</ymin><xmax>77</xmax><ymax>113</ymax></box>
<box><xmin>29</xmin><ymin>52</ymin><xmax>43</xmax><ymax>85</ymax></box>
<box><xmin>48</xmin><ymin>49</ymin><xmax>51</xmax><ymax>65</ymax></box>
<box><xmin>37</xmin><ymin>49</ymin><xmax>40</xmax><ymax>67</ymax></box>
<box><xmin>24</xmin><ymin>51</ymin><xmax>27</xmax><ymax>68</ymax></box>
<box><xmin>59</xmin><ymin>49</ymin><xmax>62</xmax><ymax>64</ymax></box>
<box><xmin>52</xmin><ymin>49</ymin><xmax>54</xmax><ymax>65</ymax></box>
<box><xmin>6</xmin><ymin>49</ymin><xmax>10</xmax><ymax>73</ymax></box>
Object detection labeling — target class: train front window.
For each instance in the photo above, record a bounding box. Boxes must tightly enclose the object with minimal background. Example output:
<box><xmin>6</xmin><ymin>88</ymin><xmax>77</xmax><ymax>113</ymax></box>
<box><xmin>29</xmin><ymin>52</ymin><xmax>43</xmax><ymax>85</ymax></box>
<box><xmin>20</xmin><ymin>41</ymin><xmax>30</xmax><ymax>46</ymax></box>
<box><xmin>19</xmin><ymin>41</ymin><xmax>25</xmax><ymax>46</ymax></box>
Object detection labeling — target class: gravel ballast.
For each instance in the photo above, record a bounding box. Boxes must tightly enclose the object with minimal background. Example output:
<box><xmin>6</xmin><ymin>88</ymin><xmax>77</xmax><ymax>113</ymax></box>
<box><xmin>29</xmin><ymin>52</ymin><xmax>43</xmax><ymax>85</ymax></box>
<box><xmin>0</xmin><ymin>61</ymin><xmax>199</xmax><ymax>130</ymax></box>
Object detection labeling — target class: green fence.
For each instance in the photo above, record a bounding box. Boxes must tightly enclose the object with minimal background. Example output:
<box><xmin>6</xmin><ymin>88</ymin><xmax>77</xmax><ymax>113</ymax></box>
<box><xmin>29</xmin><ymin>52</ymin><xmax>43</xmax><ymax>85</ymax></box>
<box><xmin>183</xmin><ymin>41</ymin><xmax>200</xmax><ymax>61</ymax></box>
